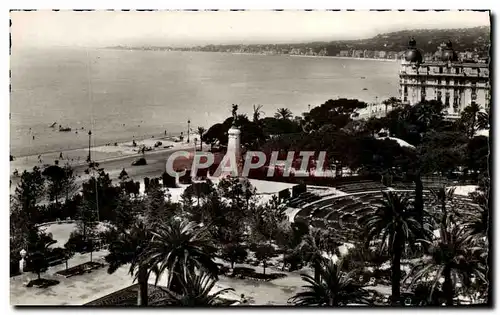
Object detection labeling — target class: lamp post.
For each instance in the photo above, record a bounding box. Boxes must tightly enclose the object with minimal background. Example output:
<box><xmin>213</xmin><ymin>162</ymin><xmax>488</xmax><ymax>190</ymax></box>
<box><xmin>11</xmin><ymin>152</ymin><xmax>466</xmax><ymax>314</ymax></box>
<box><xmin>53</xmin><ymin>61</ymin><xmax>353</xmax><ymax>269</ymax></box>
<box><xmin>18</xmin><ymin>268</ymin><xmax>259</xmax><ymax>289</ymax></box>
<box><xmin>187</xmin><ymin>119</ymin><xmax>191</xmax><ymax>143</ymax></box>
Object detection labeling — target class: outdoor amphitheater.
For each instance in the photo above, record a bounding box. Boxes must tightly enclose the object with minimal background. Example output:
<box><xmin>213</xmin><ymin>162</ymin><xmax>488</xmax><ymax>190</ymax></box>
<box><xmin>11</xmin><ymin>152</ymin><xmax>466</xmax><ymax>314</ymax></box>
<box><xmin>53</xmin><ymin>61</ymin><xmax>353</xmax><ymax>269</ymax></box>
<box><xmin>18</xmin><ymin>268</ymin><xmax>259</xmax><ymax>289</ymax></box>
<box><xmin>286</xmin><ymin>177</ymin><xmax>481</xmax><ymax>244</ymax></box>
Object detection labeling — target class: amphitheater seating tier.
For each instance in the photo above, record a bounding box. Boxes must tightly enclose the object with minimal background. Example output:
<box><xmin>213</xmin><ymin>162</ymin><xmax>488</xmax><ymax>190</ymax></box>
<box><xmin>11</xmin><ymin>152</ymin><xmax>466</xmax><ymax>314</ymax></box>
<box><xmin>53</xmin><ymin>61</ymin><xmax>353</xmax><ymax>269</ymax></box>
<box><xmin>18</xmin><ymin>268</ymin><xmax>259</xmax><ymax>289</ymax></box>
<box><xmin>294</xmin><ymin>185</ymin><xmax>480</xmax><ymax>244</ymax></box>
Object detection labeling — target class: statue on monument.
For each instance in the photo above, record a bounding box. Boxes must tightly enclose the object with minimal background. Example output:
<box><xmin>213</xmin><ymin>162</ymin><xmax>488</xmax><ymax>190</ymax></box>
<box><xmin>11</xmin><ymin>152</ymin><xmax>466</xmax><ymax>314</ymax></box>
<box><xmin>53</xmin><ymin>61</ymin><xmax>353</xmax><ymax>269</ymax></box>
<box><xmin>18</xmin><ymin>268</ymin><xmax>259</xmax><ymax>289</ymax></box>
<box><xmin>231</xmin><ymin>104</ymin><xmax>238</xmax><ymax>126</ymax></box>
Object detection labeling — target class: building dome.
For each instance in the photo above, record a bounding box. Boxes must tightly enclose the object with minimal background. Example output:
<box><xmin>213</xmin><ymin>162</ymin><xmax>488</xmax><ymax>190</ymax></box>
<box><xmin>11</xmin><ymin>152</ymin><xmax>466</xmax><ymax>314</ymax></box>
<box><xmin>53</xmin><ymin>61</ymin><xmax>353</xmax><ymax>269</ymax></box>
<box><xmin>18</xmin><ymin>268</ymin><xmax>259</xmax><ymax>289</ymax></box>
<box><xmin>404</xmin><ymin>38</ymin><xmax>423</xmax><ymax>63</ymax></box>
<box><xmin>440</xmin><ymin>40</ymin><xmax>458</xmax><ymax>62</ymax></box>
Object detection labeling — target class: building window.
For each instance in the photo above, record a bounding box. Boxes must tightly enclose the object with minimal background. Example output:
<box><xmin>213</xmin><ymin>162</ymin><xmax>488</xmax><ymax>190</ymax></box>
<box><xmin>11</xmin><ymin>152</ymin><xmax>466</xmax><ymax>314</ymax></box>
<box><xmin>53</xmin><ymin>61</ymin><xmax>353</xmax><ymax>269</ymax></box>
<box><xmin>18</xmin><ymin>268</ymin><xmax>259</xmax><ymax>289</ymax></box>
<box><xmin>471</xmin><ymin>89</ymin><xmax>477</xmax><ymax>101</ymax></box>
<box><xmin>455</xmin><ymin>68</ymin><xmax>460</xmax><ymax>74</ymax></box>
<box><xmin>437</xmin><ymin>90</ymin><xmax>442</xmax><ymax>101</ymax></box>
<box><xmin>403</xmin><ymin>96</ymin><xmax>407</xmax><ymax>102</ymax></box>
<box><xmin>421</xmin><ymin>88</ymin><xmax>426</xmax><ymax>101</ymax></box>
<box><xmin>439</xmin><ymin>67</ymin><xmax>443</xmax><ymax>74</ymax></box>
<box><xmin>438</xmin><ymin>78</ymin><xmax>441</xmax><ymax>85</ymax></box>
<box><xmin>404</xmin><ymin>86</ymin><xmax>408</xmax><ymax>94</ymax></box>
<box><xmin>445</xmin><ymin>79</ymin><xmax>450</xmax><ymax>86</ymax></box>
<box><xmin>445</xmin><ymin>92</ymin><xmax>450</xmax><ymax>106</ymax></box>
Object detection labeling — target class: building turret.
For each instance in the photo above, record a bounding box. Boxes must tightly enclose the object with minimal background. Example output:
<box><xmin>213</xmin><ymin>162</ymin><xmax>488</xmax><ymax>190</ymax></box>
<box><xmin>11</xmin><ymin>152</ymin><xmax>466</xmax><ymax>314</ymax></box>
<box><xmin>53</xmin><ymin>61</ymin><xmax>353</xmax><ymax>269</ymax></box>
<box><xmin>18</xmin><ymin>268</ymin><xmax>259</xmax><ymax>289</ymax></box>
<box><xmin>404</xmin><ymin>37</ymin><xmax>423</xmax><ymax>64</ymax></box>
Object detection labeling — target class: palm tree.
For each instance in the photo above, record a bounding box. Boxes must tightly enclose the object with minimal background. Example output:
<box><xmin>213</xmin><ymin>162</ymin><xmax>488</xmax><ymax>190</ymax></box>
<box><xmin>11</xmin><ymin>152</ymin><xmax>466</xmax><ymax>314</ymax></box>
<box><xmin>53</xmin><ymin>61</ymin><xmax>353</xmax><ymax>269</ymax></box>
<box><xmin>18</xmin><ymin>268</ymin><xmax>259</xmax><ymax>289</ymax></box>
<box><xmin>460</xmin><ymin>103</ymin><xmax>489</xmax><ymax>138</ymax></box>
<box><xmin>197</xmin><ymin>127</ymin><xmax>206</xmax><ymax>151</ymax></box>
<box><xmin>296</xmin><ymin>228</ymin><xmax>328</xmax><ymax>282</ymax></box>
<box><xmin>360</xmin><ymin>191</ymin><xmax>426</xmax><ymax>305</ymax></box>
<box><xmin>140</xmin><ymin>219</ymin><xmax>219</xmax><ymax>294</ymax></box>
<box><xmin>289</xmin><ymin>260</ymin><xmax>370</xmax><ymax>306</ymax></box>
<box><xmin>104</xmin><ymin>220</ymin><xmax>152</xmax><ymax>306</ymax></box>
<box><xmin>405</xmin><ymin>224</ymin><xmax>487</xmax><ymax>306</ymax></box>
<box><xmin>382</xmin><ymin>97</ymin><xmax>401</xmax><ymax>115</ymax></box>
<box><xmin>253</xmin><ymin>104</ymin><xmax>265</xmax><ymax>122</ymax></box>
<box><xmin>413</xmin><ymin>100</ymin><xmax>444</xmax><ymax>133</ymax></box>
<box><xmin>154</xmin><ymin>269</ymin><xmax>235</xmax><ymax>306</ymax></box>
<box><xmin>274</xmin><ymin>107</ymin><xmax>293</xmax><ymax>120</ymax></box>
<box><xmin>464</xmin><ymin>204</ymin><xmax>489</xmax><ymax>240</ymax></box>
<box><xmin>430</xmin><ymin>185</ymin><xmax>456</xmax><ymax>222</ymax></box>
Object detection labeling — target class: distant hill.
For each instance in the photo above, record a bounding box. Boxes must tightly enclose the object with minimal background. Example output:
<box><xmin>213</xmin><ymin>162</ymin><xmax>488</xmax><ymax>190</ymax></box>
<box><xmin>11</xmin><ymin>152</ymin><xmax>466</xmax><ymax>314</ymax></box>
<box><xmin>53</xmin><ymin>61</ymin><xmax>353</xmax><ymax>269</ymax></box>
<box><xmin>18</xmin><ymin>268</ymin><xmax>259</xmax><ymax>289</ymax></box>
<box><xmin>341</xmin><ymin>26</ymin><xmax>491</xmax><ymax>53</ymax></box>
<box><xmin>108</xmin><ymin>26</ymin><xmax>491</xmax><ymax>57</ymax></box>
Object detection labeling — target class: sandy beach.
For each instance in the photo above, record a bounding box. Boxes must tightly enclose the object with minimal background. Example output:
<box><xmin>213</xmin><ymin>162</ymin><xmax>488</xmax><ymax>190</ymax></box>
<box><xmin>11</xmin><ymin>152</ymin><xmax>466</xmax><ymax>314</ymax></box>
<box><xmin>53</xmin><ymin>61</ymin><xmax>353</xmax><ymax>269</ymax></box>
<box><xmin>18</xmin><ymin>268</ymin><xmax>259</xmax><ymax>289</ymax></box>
<box><xmin>9</xmin><ymin>134</ymin><xmax>203</xmax><ymax>196</ymax></box>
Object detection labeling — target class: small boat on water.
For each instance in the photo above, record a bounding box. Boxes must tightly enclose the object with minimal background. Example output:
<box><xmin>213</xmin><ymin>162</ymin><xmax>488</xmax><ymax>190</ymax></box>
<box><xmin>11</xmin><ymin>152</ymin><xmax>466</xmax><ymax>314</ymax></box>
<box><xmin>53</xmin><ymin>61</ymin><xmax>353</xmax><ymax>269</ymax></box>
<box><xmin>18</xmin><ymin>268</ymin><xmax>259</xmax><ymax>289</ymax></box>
<box><xmin>49</xmin><ymin>122</ymin><xmax>57</xmax><ymax>128</ymax></box>
<box><xmin>360</xmin><ymin>76</ymin><xmax>366</xmax><ymax>79</ymax></box>
<box><xmin>59</xmin><ymin>126</ymin><xmax>72</xmax><ymax>132</ymax></box>
<box><xmin>362</xmin><ymin>88</ymin><xmax>368</xmax><ymax>91</ymax></box>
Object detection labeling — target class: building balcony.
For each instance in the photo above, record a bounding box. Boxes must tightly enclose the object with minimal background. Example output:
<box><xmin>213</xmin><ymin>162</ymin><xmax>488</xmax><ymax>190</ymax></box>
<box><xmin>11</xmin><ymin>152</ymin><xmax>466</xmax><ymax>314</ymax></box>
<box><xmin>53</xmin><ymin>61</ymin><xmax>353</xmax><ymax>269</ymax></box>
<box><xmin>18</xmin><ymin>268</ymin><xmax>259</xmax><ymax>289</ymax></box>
<box><xmin>399</xmin><ymin>71</ymin><xmax>488</xmax><ymax>78</ymax></box>
<box><xmin>399</xmin><ymin>81</ymin><xmax>490</xmax><ymax>89</ymax></box>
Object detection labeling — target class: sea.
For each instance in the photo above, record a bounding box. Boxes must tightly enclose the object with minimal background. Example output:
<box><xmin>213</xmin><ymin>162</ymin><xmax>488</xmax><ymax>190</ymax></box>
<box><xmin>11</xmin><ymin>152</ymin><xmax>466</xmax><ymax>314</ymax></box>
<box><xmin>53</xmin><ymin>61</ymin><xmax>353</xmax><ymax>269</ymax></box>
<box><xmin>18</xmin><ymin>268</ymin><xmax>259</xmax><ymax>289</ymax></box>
<box><xmin>10</xmin><ymin>47</ymin><xmax>400</xmax><ymax>157</ymax></box>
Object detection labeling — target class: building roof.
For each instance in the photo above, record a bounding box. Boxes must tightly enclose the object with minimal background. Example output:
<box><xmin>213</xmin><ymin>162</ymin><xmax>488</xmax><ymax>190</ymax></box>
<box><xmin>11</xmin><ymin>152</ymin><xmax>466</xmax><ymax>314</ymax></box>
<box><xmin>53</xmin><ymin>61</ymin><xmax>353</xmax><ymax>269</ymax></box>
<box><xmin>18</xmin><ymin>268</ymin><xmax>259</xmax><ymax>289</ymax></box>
<box><xmin>404</xmin><ymin>38</ymin><xmax>423</xmax><ymax>63</ymax></box>
<box><xmin>418</xmin><ymin>61</ymin><xmax>489</xmax><ymax>68</ymax></box>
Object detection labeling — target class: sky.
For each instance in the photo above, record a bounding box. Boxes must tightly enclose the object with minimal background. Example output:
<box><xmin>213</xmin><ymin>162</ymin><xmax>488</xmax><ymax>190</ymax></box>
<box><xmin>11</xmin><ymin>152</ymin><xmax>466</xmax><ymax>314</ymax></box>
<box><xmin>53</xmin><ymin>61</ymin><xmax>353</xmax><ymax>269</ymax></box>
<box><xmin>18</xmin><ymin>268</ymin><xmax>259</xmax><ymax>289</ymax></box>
<box><xmin>10</xmin><ymin>10</ymin><xmax>491</xmax><ymax>48</ymax></box>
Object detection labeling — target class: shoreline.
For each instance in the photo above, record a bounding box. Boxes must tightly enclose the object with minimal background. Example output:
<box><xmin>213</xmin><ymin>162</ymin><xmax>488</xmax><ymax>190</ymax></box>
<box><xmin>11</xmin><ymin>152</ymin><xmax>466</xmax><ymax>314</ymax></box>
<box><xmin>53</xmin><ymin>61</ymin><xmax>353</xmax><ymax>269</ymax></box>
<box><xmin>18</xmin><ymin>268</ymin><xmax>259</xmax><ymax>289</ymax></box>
<box><xmin>10</xmin><ymin>135</ymin><xmax>199</xmax><ymax>175</ymax></box>
<box><xmin>288</xmin><ymin>54</ymin><xmax>399</xmax><ymax>63</ymax></box>
<box><xmin>11</xmin><ymin>131</ymin><xmax>180</xmax><ymax>159</ymax></box>
<box><xmin>102</xmin><ymin>47</ymin><xmax>400</xmax><ymax>63</ymax></box>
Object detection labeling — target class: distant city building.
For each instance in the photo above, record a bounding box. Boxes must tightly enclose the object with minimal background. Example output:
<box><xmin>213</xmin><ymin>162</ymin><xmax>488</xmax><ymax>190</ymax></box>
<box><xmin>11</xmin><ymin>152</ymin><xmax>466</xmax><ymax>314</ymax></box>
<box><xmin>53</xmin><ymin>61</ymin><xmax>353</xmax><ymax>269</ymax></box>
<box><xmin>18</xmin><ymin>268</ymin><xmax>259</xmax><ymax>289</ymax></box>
<box><xmin>339</xmin><ymin>50</ymin><xmax>350</xmax><ymax>57</ymax></box>
<box><xmin>377</xmin><ymin>51</ymin><xmax>387</xmax><ymax>59</ymax></box>
<box><xmin>387</xmin><ymin>51</ymin><xmax>397</xmax><ymax>59</ymax></box>
<box><xmin>363</xmin><ymin>50</ymin><xmax>374</xmax><ymax>58</ymax></box>
<box><xmin>352</xmin><ymin>50</ymin><xmax>364</xmax><ymax>58</ymax></box>
<box><xmin>399</xmin><ymin>38</ymin><xmax>490</xmax><ymax>120</ymax></box>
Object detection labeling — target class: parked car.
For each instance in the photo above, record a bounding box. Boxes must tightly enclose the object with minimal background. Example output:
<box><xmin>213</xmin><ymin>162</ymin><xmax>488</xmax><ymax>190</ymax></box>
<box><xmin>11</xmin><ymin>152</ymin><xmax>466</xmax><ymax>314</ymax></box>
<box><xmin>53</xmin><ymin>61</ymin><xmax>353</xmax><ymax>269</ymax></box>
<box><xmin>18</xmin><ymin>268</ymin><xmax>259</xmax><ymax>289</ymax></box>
<box><xmin>132</xmin><ymin>157</ymin><xmax>147</xmax><ymax>166</ymax></box>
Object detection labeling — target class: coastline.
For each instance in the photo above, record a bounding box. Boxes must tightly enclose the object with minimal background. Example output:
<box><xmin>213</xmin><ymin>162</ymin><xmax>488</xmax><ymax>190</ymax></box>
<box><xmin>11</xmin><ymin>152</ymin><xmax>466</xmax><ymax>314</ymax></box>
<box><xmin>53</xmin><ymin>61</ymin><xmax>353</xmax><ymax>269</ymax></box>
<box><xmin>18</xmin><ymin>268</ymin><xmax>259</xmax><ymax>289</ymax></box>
<box><xmin>288</xmin><ymin>54</ymin><xmax>399</xmax><ymax>63</ymax></box>
<box><xmin>103</xmin><ymin>47</ymin><xmax>400</xmax><ymax>63</ymax></box>
<box><xmin>10</xmin><ymin>135</ymin><xmax>199</xmax><ymax>175</ymax></box>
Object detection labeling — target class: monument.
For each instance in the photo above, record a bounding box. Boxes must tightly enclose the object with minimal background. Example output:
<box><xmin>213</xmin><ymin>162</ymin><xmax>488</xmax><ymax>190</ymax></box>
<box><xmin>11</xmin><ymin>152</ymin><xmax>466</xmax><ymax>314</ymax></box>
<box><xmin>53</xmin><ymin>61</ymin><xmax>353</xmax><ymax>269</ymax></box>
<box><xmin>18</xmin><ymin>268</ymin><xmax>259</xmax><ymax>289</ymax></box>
<box><xmin>219</xmin><ymin>104</ymin><xmax>243</xmax><ymax>177</ymax></box>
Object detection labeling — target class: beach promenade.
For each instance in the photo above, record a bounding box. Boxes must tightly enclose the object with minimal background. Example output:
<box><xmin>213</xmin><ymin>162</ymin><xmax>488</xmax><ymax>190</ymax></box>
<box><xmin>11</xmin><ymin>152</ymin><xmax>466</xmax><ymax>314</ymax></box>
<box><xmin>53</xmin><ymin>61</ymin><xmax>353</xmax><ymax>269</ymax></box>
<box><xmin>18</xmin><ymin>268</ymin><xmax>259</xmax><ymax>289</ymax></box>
<box><xmin>10</xmin><ymin>136</ymin><xmax>200</xmax><ymax>195</ymax></box>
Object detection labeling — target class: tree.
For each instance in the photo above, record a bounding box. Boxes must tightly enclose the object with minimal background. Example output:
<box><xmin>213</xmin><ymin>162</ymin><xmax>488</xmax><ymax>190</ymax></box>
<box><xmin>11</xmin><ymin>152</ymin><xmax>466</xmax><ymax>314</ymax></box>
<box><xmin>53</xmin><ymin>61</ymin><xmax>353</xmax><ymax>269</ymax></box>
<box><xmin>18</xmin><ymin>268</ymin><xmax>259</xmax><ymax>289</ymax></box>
<box><xmin>289</xmin><ymin>260</ymin><xmax>370</xmax><ymax>306</ymax></box>
<box><xmin>466</xmin><ymin>136</ymin><xmax>489</xmax><ymax>177</ymax></box>
<box><xmin>359</xmin><ymin>191</ymin><xmax>427</xmax><ymax>305</ymax></box>
<box><xmin>26</xmin><ymin>231</ymin><xmax>56</xmax><ymax>280</ymax></box>
<box><xmin>74</xmin><ymin>197</ymin><xmax>99</xmax><ymax>261</ymax></box>
<box><xmin>253</xmin><ymin>104</ymin><xmax>265</xmax><ymax>122</ymax></box>
<box><xmin>430</xmin><ymin>185</ymin><xmax>456</xmax><ymax>223</ymax></box>
<box><xmin>104</xmin><ymin>220</ymin><xmax>152</xmax><ymax>306</ymax></box>
<box><xmin>296</xmin><ymin>228</ymin><xmax>328</xmax><ymax>283</ymax></box>
<box><xmin>220</xmin><ymin>243</ymin><xmax>248</xmax><ymax>270</ymax></box>
<box><xmin>15</xmin><ymin>167</ymin><xmax>46</xmax><ymax>227</ymax></box>
<box><xmin>81</xmin><ymin>168</ymin><xmax>121</xmax><ymax>222</ymax></box>
<box><xmin>112</xmin><ymin>193</ymin><xmax>139</xmax><ymax>229</ymax></box>
<box><xmin>306</xmin><ymin>99</ymin><xmax>368</xmax><ymax>132</ymax></box>
<box><xmin>61</xmin><ymin>164</ymin><xmax>78</xmax><ymax>203</ymax></box>
<box><xmin>155</xmin><ymin>270</ymin><xmax>234</xmax><ymax>306</ymax></box>
<box><xmin>405</xmin><ymin>224</ymin><xmax>487</xmax><ymax>306</ymax></box>
<box><xmin>141</xmin><ymin>219</ymin><xmax>219</xmax><ymax>294</ymax></box>
<box><xmin>411</xmin><ymin>100</ymin><xmax>445</xmax><ymax>134</ymax></box>
<box><xmin>144</xmin><ymin>182</ymin><xmax>176</xmax><ymax>226</ymax></box>
<box><xmin>253</xmin><ymin>243</ymin><xmax>277</xmax><ymax>275</ymax></box>
<box><xmin>274</xmin><ymin>107</ymin><xmax>293</xmax><ymax>120</ymax></box>
<box><xmin>197</xmin><ymin>127</ymin><xmax>206</xmax><ymax>150</ymax></box>
<box><xmin>382</xmin><ymin>97</ymin><xmax>401</xmax><ymax>115</ymax></box>
<box><xmin>464</xmin><ymin>204</ymin><xmax>489</xmax><ymax>241</ymax></box>
<box><xmin>250</xmin><ymin>195</ymin><xmax>287</xmax><ymax>244</ymax></box>
<box><xmin>459</xmin><ymin>103</ymin><xmax>489</xmax><ymax>139</ymax></box>
<box><xmin>202</xmin><ymin>123</ymin><xmax>226</xmax><ymax>149</ymax></box>
<box><xmin>118</xmin><ymin>168</ymin><xmax>129</xmax><ymax>182</ymax></box>
<box><xmin>42</xmin><ymin>164</ymin><xmax>66</xmax><ymax>207</ymax></box>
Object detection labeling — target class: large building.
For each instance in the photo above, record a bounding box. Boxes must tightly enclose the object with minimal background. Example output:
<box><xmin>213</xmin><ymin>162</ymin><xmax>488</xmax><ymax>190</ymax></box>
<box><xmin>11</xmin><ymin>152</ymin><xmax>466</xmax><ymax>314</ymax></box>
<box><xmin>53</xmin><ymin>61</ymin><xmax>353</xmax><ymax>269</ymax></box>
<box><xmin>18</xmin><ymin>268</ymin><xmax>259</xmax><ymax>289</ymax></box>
<box><xmin>399</xmin><ymin>38</ymin><xmax>490</xmax><ymax>120</ymax></box>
